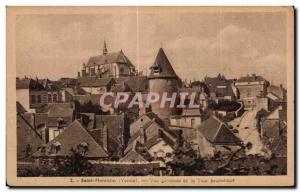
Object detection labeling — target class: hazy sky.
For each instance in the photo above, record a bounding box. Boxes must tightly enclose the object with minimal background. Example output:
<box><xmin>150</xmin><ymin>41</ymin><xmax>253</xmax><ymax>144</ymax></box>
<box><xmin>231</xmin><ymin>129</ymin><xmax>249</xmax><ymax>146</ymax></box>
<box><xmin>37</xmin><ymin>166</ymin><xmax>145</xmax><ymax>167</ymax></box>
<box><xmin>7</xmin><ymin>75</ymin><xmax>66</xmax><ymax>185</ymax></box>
<box><xmin>16</xmin><ymin>7</ymin><xmax>289</xmax><ymax>86</ymax></box>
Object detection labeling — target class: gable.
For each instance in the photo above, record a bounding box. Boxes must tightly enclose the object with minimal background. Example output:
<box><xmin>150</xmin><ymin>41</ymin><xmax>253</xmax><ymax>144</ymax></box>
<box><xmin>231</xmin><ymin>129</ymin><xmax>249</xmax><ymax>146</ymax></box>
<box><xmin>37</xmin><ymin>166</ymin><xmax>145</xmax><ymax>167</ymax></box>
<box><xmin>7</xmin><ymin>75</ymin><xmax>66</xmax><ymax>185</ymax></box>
<box><xmin>120</xmin><ymin>150</ymin><xmax>148</xmax><ymax>163</ymax></box>
<box><xmin>213</xmin><ymin>124</ymin><xmax>240</xmax><ymax>145</ymax></box>
<box><xmin>148</xmin><ymin>140</ymin><xmax>173</xmax><ymax>156</ymax></box>
<box><xmin>266</xmin><ymin>105</ymin><xmax>282</xmax><ymax>119</ymax></box>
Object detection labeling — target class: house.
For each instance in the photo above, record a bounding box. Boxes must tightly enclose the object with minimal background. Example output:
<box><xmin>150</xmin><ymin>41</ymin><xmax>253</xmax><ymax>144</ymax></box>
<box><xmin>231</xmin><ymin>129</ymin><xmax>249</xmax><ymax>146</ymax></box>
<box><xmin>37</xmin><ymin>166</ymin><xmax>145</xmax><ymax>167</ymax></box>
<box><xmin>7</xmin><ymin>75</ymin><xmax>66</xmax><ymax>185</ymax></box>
<box><xmin>169</xmin><ymin>108</ymin><xmax>202</xmax><ymax>142</ymax></box>
<box><xmin>81</xmin><ymin>114</ymin><xmax>125</xmax><ymax>158</ymax></box>
<box><xmin>16</xmin><ymin>77</ymin><xmax>47</xmax><ymax>111</ymax></box>
<box><xmin>61</xmin><ymin>87</ymin><xmax>87</xmax><ymax>102</ymax></box>
<box><xmin>129</xmin><ymin>112</ymin><xmax>165</xmax><ymax>137</ymax></box>
<box><xmin>267</xmin><ymin>84</ymin><xmax>287</xmax><ymax>102</ymax></box>
<box><xmin>33</xmin><ymin>120</ymin><xmax>108</xmax><ymax>159</ymax></box>
<box><xmin>58</xmin><ymin>77</ymin><xmax>78</xmax><ymax>88</ymax></box>
<box><xmin>190</xmin><ymin>81</ymin><xmax>210</xmax><ymax>95</ymax></box>
<box><xmin>36</xmin><ymin>103</ymin><xmax>75</xmax><ymax>142</ymax></box>
<box><xmin>39</xmin><ymin>79</ymin><xmax>63</xmax><ymax>103</ymax></box>
<box><xmin>122</xmin><ymin>112</ymin><xmax>178</xmax><ymax>163</ymax></box>
<box><xmin>197</xmin><ymin>115</ymin><xmax>241</xmax><ymax>158</ymax></box>
<box><xmin>122</xmin><ymin>127</ymin><xmax>177</xmax><ymax>163</ymax></box>
<box><xmin>204</xmin><ymin>74</ymin><xmax>236</xmax><ymax>101</ymax></box>
<box><xmin>235</xmin><ymin>74</ymin><xmax>269</xmax><ymax>109</ymax></box>
<box><xmin>120</xmin><ymin>141</ymin><xmax>153</xmax><ymax>163</ymax></box>
<box><xmin>17</xmin><ymin>102</ymin><xmax>43</xmax><ymax>160</ymax></box>
<box><xmin>113</xmin><ymin>76</ymin><xmax>149</xmax><ymax>93</ymax></box>
<box><xmin>78</xmin><ymin>42</ymin><xmax>137</xmax><ymax>78</ymax></box>
<box><xmin>78</xmin><ymin>77</ymin><xmax>116</xmax><ymax>95</ymax></box>
<box><xmin>261</xmin><ymin>102</ymin><xmax>287</xmax><ymax>141</ymax></box>
<box><xmin>17</xmin><ymin>77</ymin><xmax>64</xmax><ymax>112</ymax></box>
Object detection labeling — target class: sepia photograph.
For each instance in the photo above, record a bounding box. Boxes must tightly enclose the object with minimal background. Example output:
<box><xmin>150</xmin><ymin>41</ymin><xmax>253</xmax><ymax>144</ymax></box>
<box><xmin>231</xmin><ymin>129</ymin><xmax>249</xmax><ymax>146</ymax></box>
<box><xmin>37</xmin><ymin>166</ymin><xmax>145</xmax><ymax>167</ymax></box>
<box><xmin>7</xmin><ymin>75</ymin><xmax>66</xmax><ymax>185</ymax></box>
<box><xmin>6</xmin><ymin>6</ymin><xmax>294</xmax><ymax>187</ymax></box>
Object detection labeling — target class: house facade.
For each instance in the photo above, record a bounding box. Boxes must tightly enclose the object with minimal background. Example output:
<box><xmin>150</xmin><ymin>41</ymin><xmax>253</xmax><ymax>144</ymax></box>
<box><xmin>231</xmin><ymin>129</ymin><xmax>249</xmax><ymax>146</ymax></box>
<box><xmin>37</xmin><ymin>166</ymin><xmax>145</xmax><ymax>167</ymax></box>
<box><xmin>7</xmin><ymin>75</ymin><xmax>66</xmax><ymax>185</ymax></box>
<box><xmin>235</xmin><ymin>74</ymin><xmax>269</xmax><ymax>109</ymax></box>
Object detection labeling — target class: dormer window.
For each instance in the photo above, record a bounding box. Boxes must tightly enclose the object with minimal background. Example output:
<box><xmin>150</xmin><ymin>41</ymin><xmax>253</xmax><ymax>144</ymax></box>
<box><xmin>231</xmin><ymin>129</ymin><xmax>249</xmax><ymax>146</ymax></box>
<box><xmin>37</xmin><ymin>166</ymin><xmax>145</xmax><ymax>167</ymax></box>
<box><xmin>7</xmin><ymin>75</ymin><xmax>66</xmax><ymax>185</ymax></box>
<box><xmin>152</xmin><ymin>65</ymin><xmax>161</xmax><ymax>75</ymax></box>
<box><xmin>78</xmin><ymin>142</ymin><xmax>89</xmax><ymax>155</ymax></box>
<box><xmin>50</xmin><ymin>141</ymin><xmax>61</xmax><ymax>154</ymax></box>
<box><xmin>57</xmin><ymin>117</ymin><xmax>65</xmax><ymax>129</ymax></box>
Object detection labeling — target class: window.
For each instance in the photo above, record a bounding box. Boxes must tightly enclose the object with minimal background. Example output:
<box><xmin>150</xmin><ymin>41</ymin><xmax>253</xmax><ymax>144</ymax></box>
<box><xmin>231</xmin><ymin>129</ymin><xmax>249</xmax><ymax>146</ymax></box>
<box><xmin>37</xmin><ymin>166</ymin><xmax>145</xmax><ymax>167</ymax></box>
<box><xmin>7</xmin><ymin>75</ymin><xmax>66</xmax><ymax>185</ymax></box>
<box><xmin>53</xmin><ymin>94</ymin><xmax>57</xmax><ymax>102</ymax></box>
<box><xmin>191</xmin><ymin>118</ymin><xmax>195</xmax><ymax>128</ymax></box>
<box><xmin>31</xmin><ymin>95</ymin><xmax>36</xmax><ymax>104</ymax></box>
<box><xmin>37</xmin><ymin>95</ymin><xmax>42</xmax><ymax>103</ymax></box>
<box><xmin>176</xmin><ymin>119</ymin><xmax>180</xmax><ymax>126</ymax></box>
<box><xmin>119</xmin><ymin>67</ymin><xmax>124</xmax><ymax>74</ymax></box>
<box><xmin>48</xmin><ymin>94</ymin><xmax>52</xmax><ymax>103</ymax></box>
<box><xmin>53</xmin><ymin>129</ymin><xmax>61</xmax><ymax>139</ymax></box>
<box><xmin>51</xmin><ymin>141</ymin><xmax>61</xmax><ymax>154</ymax></box>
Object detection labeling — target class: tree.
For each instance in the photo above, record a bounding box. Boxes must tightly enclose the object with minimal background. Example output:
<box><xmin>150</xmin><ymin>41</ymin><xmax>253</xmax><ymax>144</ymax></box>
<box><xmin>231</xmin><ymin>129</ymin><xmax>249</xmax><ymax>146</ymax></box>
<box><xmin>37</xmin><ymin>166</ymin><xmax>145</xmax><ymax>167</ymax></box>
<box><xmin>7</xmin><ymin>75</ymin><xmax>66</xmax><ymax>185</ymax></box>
<box><xmin>170</xmin><ymin>145</ymin><xmax>204</xmax><ymax>176</ymax></box>
<box><xmin>256</xmin><ymin>108</ymin><xmax>268</xmax><ymax>132</ymax></box>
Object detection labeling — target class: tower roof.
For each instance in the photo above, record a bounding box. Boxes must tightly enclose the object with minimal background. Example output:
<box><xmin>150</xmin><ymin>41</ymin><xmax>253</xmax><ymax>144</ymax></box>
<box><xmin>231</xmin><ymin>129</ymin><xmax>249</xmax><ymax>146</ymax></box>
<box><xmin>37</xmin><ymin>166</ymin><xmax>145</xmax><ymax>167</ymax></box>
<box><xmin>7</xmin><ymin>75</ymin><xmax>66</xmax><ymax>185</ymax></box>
<box><xmin>149</xmin><ymin>48</ymin><xmax>178</xmax><ymax>78</ymax></box>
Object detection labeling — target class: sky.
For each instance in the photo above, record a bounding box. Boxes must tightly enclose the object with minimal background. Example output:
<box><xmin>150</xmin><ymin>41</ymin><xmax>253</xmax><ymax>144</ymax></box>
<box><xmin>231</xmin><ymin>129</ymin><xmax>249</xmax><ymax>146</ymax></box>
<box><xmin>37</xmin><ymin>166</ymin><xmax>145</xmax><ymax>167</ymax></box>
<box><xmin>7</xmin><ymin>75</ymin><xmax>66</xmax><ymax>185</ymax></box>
<box><xmin>16</xmin><ymin>7</ymin><xmax>289</xmax><ymax>86</ymax></box>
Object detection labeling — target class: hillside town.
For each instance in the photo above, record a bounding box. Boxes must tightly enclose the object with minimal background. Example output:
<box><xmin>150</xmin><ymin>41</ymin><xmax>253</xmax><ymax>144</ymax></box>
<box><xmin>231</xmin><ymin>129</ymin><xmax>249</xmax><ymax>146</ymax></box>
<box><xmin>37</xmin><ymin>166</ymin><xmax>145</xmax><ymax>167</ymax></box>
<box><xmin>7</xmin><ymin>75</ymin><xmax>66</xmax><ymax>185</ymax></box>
<box><xmin>16</xmin><ymin>42</ymin><xmax>287</xmax><ymax>176</ymax></box>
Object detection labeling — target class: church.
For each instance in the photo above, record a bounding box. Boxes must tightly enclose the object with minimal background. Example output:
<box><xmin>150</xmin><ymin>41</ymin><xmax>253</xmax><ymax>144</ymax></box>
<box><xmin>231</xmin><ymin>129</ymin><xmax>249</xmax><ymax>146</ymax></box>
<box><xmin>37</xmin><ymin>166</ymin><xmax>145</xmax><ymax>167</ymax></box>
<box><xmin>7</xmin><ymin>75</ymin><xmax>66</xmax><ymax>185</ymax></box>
<box><xmin>78</xmin><ymin>41</ymin><xmax>137</xmax><ymax>78</ymax></box>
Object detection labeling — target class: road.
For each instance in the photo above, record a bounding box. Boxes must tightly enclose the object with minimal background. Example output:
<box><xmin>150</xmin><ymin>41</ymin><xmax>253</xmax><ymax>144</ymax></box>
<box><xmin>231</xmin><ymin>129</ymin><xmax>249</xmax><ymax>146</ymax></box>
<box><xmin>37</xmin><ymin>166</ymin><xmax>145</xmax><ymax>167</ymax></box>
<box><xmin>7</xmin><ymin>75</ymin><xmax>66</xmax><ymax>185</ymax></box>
<box><xmin>229</xmin><ymin>109</ymin><xmax>269</xmax><ymax>156</ymax></box>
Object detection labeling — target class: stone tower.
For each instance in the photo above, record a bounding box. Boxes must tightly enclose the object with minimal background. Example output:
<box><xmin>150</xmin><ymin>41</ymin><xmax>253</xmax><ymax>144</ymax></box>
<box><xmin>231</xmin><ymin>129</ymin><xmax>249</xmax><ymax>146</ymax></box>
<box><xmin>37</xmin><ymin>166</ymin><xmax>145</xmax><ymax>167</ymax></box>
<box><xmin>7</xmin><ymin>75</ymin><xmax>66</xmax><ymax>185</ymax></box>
<box><xmin>148</xmin><ymin>48</ymin><xmax>180</xmax><ymax>120</ymax></box>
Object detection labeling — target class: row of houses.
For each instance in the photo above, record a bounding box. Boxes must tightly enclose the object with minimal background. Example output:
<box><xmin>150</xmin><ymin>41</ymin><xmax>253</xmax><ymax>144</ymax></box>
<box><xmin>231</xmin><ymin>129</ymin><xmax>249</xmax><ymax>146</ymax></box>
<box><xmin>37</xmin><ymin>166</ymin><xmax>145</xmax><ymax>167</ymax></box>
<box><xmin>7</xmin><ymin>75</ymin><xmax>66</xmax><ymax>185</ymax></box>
<box><xmin>16</xmin><ymin>42</ymin><xmax>287</xmax><ymax>175</ymax></box>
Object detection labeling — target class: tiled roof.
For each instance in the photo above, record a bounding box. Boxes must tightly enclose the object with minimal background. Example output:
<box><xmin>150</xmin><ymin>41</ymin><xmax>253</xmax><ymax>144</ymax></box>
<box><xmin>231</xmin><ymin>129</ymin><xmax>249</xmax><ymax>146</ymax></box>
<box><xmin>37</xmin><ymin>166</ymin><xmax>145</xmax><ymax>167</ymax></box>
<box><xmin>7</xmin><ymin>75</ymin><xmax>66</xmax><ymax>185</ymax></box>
<box><xmin>236</xmin><ymin>74</ymin><xmax>266</xmax><ymax>83</ymax></box>
<box><xmin>267</xmin><ymin>85</ymin><xmax>286</xmax><ymax>100</ymax></box>
<box><xmin>143</xmin><ymin>112</ymin><xmax>165</xmax><ymax>128</ymax></box>
<box><xmin>33</xmin><ymin>120</ymin><xmax>108</xmax><ymax>158</ymax></box>
<box><xmin>78</xmin><ymin>77</ymin><xmax>116</xmax><ymax>87</ymax></box>
<box><xmin>86</xmin><ymin>50</ymin><xmax>135</xmax><ymax>68</ymax></box>
<box><xmin>16</xmin><ymin>78</ymin><xmax>34</xmax><ymax>89</ymax></box>
<box><xmin>94</xmin><ymin>115</ymin><xmax>124</xmax><ymax>139</ymax></box>
<box><xmin>37</xmin><ymin>103</ymin><xmax>74</xmax><ymax>118</ymax></box>
<box><xmin>204</xmin><ymin>75</ymin><xmax>235</xmax><ymax>97</ymax></box>
<box><xmin>149</xmin><ymin>48</ymin><xmax>178</xmax><ymax>78</ymax></box>
<box><xmin>112</xmin><ymin>76</ymin><xmax>148</xmax><ymax>92</ymax></box>
<box><xmin>16</xmin><ymin>78</ymin><xmax>44</xmax><ymax>90</ymax></box>
<box><xmin>17</xmin><ymin>114</ymin><xmax>42</xmax><ymax>140</ymax></box>
<box><xmin>198</xmin><ymin>115</ymin><xmax>241</xmax><ymax>145</ymax></box>
<box><xmin>16</xmin><ymin>102</ymin><xmax>27</xmax><ymax>114</ymax></box>
<box><xmin>34</xmin><ymin>113</ymin><xmax>48</xmax><ymax>128</ymax></box>
<box><xmin>73</xmin><ymin>94</ymin><xmax>104</xmax><ymax>106</ymax></box>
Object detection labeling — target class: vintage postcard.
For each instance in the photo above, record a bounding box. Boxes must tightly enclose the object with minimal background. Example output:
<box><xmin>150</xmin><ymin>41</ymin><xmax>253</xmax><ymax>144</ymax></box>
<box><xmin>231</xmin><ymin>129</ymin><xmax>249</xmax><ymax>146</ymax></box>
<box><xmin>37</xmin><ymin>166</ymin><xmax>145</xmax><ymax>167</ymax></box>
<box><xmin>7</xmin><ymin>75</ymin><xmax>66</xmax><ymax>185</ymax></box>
<box><xmin>6</xmin><ymin>6</ymin><xmax>294</xmax><ymax>187</ymax></box>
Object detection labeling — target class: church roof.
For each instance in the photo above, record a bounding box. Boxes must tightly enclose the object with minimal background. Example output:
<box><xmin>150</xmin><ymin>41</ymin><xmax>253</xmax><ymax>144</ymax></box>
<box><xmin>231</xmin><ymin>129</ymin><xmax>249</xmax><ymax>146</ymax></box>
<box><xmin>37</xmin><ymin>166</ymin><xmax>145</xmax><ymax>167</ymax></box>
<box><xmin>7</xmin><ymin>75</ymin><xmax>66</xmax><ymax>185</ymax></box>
<box><xmin>149</xmin><ymin>48</ymin><xmax>178</xmax><ymax>78</ymax></box>
<box><xmin>86</xmin><ymin>50</ymin><xmax>135</xmax><ymax>68</ymax></box>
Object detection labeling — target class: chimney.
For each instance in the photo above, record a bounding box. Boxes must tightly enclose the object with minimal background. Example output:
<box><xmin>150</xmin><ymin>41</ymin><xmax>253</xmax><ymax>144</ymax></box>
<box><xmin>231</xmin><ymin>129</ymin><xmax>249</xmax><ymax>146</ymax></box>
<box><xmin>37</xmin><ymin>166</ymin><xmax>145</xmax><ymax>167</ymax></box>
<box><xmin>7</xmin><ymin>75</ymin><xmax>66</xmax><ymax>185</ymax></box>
<box><xmin>102</xmin><ymin>124</ymin><xmax>108</xmax><ymax>152</ymax></box>
<box><xmin>81</xmin><ymin>69</ymin><xmax>86</xmax><ymax>77</ymax></box>
<box><xmin>139</xmin><ymin>125</ymin><xmax>147</xmax><ymax>144</ymax></box>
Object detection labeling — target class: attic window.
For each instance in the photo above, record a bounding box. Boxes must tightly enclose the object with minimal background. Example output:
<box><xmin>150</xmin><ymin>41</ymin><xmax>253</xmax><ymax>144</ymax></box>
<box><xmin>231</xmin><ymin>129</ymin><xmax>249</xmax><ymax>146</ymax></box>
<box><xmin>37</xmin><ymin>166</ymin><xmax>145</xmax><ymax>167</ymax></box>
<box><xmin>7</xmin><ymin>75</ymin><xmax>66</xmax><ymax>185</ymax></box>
<box><xmin>78</xmin><ymin>142</ymin><xmax>89</xmax><ymax>155</ymax></box>
<box><xmin>51</xmin><ymin>141</ymin><xmax>61</xmax><ymax>154</ymax></box>
<box><xmin>152</xmin><ymin>66</ymin><xmax>161</xmax><ymax>74</ymax></box>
